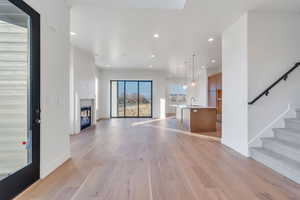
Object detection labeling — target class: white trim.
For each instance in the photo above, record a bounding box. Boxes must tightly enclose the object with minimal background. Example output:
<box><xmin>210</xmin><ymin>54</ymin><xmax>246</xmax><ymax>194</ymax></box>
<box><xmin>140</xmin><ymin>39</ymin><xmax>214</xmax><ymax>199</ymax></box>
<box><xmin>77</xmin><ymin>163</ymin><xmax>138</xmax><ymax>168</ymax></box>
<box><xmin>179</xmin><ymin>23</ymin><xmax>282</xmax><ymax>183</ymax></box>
<box><xmin>40</xmin><ymin>151</ymin><xmax>70</xmax><ymax>179</ymax></box>
<box><xmin>248</xmin><ymin>104</ymin><xmax>291</xmax><ymax>146</ymax></box>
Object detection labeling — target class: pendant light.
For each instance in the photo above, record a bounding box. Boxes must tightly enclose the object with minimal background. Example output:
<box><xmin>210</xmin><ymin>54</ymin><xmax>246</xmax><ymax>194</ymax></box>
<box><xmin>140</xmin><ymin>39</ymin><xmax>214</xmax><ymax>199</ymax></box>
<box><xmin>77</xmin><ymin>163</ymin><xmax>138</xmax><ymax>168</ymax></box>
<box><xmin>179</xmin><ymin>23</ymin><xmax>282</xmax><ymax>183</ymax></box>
<box><xmin>191</xmin><ymin>54</ymin><xmax>196</xmax><ymax>87</ymax></box>
<box><xmin>182</xmin><ymin>61</ymin><xmax>188</xmax><ymax>90</ymax></box>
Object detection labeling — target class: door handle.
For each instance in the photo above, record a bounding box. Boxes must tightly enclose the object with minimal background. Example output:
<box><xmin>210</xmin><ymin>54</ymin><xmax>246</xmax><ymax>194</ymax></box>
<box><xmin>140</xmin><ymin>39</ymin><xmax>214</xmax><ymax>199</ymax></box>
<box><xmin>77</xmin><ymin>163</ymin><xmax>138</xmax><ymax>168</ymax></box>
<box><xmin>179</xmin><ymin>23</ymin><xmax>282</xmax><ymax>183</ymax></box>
<box><xmin>34</xmin><ymin>107</ymin><xmax>41</xmax><ymax>125</ymax></box>
<box><xmin>35</xmin><ymin>118</ymin><xmax>41</xmax><ymax>124</ymax></box>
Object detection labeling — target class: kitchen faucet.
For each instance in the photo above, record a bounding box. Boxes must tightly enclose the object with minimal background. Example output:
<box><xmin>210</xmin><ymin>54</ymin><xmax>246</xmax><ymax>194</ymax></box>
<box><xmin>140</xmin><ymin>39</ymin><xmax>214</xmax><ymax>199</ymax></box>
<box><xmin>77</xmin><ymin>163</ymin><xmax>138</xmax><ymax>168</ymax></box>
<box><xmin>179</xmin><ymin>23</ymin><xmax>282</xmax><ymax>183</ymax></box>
<box><xmin>190</xmin><ymin>97</ymin><xmax>196</xmax><ymax>106</ymax></box>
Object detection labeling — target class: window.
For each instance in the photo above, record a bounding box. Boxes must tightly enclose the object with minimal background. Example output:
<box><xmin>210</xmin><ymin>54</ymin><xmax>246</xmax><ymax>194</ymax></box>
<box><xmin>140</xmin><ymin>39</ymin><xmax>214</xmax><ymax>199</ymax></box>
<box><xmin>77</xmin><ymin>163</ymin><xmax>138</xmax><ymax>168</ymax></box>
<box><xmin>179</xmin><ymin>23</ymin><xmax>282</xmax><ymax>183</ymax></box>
<box><xmin>168</xmin><ymin>84</ymin><xmax>187</xmax><ymax>105</ymax></box>
<box><xmin>110</xmin><ymin>80</ymin><xmax>152</xmax><ymax>118</ymax></box>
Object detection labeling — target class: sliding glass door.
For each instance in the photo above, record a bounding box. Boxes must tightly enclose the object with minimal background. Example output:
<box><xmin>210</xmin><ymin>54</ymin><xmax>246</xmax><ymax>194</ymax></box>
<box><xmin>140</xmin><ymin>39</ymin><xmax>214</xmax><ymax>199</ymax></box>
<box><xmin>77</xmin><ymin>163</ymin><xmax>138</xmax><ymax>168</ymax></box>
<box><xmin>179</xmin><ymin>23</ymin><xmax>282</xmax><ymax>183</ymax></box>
<box><xmin>111</xmin><ymin>80</ymin><xmax>152</xmax><ymax>118</ymax></box>
<box><xmin>0</xmin><ymin>0</ymin><xmax>40</xmax><ymax>199</ymax></box>
<box><xmin>125</xmin><ymin>81</ymin><xmax>138</xmax><ymax>117</ymax></box>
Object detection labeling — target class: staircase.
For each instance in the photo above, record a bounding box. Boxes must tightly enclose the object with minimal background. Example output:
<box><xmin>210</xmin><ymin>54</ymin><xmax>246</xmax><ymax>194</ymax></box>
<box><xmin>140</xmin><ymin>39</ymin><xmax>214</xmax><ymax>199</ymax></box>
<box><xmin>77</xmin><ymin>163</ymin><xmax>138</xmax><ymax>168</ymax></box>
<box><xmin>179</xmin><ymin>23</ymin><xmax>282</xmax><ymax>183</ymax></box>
<box><xmin>251</xmin><ymin>108</ymin><xmax>300</xmax><ymax>184</ymax></box>
<box><xmin>0</xmin><ymin>20</ymin><xmax>28</xmax><ymax>179</ymax></box>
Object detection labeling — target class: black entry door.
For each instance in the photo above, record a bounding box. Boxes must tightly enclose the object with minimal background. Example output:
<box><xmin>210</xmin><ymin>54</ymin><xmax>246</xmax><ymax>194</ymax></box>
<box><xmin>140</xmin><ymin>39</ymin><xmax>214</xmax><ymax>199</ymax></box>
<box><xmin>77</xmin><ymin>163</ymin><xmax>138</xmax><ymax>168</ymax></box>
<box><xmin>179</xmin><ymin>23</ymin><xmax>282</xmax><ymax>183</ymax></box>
<box><xmin>0</xmin><ymin>0</ymin><xmax>40</xmax><ymax>199</ymax></box>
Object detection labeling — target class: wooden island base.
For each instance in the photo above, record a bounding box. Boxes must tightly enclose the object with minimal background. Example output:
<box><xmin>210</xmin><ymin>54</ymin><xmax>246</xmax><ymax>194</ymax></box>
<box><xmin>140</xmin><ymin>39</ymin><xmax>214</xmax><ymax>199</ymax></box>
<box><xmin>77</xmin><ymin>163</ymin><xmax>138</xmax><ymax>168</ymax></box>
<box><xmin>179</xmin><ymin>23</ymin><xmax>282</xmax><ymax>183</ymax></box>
<box><xmin>180</xmin><ymin>106</ymin><xmax>220</xmax><ymax>138</ymax></box>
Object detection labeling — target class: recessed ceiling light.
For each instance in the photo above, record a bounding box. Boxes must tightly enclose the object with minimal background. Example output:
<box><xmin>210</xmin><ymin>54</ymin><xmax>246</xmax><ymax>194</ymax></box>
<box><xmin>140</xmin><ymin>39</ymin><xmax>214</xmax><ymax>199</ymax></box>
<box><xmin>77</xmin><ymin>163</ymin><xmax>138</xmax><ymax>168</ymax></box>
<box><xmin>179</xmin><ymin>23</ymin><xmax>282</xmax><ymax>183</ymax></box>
<box><xmin>201</xmin><ymin>66</ymin><xmax>206</xmax><ymax>69</ymax></box>
<box><xmin>153</xmin><ymin>34</ymin><xmax>159</xmax><ymax>38</ymax></box>
<box><xmin>70</xmin><ymin>32</ymin><xmax>77</xmax><ymax>36</ymax></box>
<box><xmin>208</xmin><ymin>38</ymin><xmax>214</xmax><ymax>42</ymax></box>
<box><xmin>151</xmin><ymin>54</ymin><xmax>156</xmax><ymax>58</ymax></box>
<box><xmin>211</xmin><ymin>59</ymin><xmax>216</xmax><ymax>63</ymax></box>
<box><xmin>149</xmin><ymin>65</ymin><xmax>153</xmax><ymax>68</ymax></box>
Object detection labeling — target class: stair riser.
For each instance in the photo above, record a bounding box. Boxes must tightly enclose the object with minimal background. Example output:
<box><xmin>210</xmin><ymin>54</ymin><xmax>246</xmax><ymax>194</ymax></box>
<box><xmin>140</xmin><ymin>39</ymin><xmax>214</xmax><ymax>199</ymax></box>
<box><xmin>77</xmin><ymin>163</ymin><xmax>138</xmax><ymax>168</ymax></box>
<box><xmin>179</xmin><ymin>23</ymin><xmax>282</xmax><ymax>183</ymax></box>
<box><xmin>263</xmin><ymin>141</ymin><xmax>300</xmax><ymax>163</ymax></box>
<box><xmin>285</xmin><ymin>121</ymin><xmax>300</xmax><ymax>131</ymax></box>
<box><xmin>274</xmin><ymin>132</ymin><xmax>300</xmax><ymax>145</ymax></box>
<box><xmin>297</xmin><ymin>111</ymin><xmax>300</xmax><ymax>119</ymax></box>
<box><xmin>251</xmin><ymin>149</ymin><xmax>300</xmax><ymax>184</ymax></box>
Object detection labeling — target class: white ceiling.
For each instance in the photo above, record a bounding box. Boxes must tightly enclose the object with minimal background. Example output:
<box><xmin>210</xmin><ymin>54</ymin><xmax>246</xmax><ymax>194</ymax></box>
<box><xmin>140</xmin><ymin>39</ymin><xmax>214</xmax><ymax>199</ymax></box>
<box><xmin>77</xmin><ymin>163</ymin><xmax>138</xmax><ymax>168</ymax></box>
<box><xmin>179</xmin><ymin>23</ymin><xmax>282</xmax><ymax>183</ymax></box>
<box><xmin>69</xmin><ymin>0</ymin><xmax>300</xmax><ymax>77</ymax></box>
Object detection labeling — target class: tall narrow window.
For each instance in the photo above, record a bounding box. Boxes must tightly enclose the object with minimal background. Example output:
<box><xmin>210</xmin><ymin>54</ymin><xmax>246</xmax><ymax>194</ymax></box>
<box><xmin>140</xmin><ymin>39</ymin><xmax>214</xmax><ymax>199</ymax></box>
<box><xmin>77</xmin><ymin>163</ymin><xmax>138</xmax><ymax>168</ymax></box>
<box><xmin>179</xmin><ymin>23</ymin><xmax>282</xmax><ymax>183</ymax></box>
<box><xmin>110</xmin><ymin>80</ymin><xmax>152</xmax><ymax>118</ymax></box>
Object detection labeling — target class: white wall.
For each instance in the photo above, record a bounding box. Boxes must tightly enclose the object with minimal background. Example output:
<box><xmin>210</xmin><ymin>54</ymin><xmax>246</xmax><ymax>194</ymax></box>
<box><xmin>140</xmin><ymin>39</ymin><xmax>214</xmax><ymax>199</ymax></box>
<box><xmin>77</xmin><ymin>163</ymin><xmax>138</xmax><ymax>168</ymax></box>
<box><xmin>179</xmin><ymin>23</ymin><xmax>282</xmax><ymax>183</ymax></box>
<box><xmin>186</xmin><ymin>69</ymin><xmax>208</xmax><ymax>107</ymax></box>
<box><xmin>222</xmin><ymin>14</ymin><xmax>249</xmax><ymax>157</ymax></box>
<box><xmin>222</xmin><ymin>11</ymin><xmax>300</xmax><ymax>156</ymax></box>
<box><xmin>70</xmin><ymin>46</ymin><xmax>97</xmax><ymax>134</ymax></box>
<box><xmin>24</xmin><ymin>0</ymin><xmax>71</xmax><ymax>178</ymax></box>
<box><xmin>97</xmin><ymin>69</ymin><xmax>167</xmax><ymax>119</ymax></box>
<box><xmin>248</xmin><ymin>12</ymin><xmax>300</xmax><ymax>144</ymax></box>
<box><xmin>207</xmin><ymin>66</ymin><xmax>222</xmax><ymax>76</ymax></box>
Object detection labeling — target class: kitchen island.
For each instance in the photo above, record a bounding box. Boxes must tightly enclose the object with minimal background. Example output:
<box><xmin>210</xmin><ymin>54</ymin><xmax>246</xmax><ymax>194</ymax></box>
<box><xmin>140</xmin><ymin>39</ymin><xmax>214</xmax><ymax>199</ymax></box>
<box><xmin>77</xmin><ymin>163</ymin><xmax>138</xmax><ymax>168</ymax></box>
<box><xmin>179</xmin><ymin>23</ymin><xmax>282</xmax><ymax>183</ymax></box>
<box><xmin>174</xmin><ymin>105</ymin><xmax>219</xmax><ymax>137</ymax></box>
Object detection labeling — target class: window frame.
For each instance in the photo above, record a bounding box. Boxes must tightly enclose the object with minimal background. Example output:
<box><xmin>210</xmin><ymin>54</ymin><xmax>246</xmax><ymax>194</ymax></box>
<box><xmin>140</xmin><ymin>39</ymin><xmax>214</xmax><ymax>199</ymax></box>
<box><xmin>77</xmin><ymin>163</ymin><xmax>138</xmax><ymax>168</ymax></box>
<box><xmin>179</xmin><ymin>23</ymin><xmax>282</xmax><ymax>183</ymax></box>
<box><xmin>110</xmin><ymin>80</ymin><xmax>153</xmax><ymax>118</ymax></box>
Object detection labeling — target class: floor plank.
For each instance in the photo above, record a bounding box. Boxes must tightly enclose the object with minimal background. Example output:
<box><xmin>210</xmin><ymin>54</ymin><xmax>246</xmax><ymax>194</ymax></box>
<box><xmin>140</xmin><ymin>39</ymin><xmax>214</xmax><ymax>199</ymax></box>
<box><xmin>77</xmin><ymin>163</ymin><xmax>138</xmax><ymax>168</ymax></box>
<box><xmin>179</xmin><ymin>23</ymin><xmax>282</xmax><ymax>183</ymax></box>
<box><xmin>15</xmin><ymin>118</ymin><xmax>300</xmax><ymax>200</ymax></box>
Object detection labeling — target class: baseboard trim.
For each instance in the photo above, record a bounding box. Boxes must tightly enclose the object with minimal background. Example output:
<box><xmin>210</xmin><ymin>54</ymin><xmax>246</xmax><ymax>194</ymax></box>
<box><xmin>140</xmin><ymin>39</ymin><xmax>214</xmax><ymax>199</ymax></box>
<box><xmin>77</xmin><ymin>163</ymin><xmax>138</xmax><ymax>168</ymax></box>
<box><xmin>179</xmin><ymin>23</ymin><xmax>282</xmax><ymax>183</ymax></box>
<box><xmin>97</xmin><ymin>117</ymin><xmax>110</xmax><ymax>121</ymax></box>
<box><xmin>222</xmin><ymin>139</ymin><xmax>249</xmax><ymax>157</ymax></box>
<box><xmin>40</xmin><ymin>151</ymin><xmax>71</xmax><ymax>179</ymax></box>
<box><xmin>13</xmin><ymin>179</ymin><xmax>42</xmax><ymax>200</ymax></box>
<box><xmin>248</xmin><ymin>104</ymin><xmax>291</xmax><ymax>147</ymax></box>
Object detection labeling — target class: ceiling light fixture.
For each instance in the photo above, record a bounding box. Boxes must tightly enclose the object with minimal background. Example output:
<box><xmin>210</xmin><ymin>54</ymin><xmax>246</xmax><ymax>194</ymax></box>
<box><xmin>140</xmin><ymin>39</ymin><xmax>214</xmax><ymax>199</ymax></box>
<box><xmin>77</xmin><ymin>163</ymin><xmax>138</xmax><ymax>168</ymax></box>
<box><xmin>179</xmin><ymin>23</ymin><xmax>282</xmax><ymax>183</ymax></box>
<box><xmin>211</xmin><ymin>59</ymin><xmax>216</xmax><ymax>63</ymax></box>
<box><xmin>70</xmin><ymin>32</ymin><xmax>77</xmax><ymax>36</ymax></box>
<box><xmin>208</xmin><ymin>37</ymin><xmax>214</xmax><ymax>42</ymax></box>
<box><xmin>201</xmin><ymin>66</ymin><xmax>206</xmax><ymax>69</ymax></box>
<box><xmin>149</xmin><ymin>65</ymin><xmax>153</xmax><ymax>68</ymax></box>
<box><xmin>153</xmin><ymin>34</ymin><xmax>160</xmax><ymax>38</ymax></box>
<box><xmin>151</xmin><ymin>54</ymin><xmax>156</xmax><ymax>58</ymax></box>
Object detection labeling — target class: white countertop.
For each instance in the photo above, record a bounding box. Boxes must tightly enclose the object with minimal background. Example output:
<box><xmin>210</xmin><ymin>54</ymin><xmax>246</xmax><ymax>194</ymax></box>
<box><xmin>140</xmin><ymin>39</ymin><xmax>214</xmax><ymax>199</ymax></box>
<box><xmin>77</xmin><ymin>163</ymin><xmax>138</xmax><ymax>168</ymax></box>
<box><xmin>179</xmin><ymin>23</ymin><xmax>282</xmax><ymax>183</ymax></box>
<box><xmin>170</xmin><ymin>105</ymin><xmax>216</xmax><ymax>109</ymax></box>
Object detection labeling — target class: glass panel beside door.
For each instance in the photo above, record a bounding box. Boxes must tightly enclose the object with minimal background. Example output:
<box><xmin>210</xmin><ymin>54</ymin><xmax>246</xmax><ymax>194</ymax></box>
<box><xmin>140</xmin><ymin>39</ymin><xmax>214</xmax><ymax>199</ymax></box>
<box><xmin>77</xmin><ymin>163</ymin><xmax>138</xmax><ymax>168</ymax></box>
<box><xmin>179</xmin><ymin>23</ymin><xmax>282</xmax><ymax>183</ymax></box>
<box><xmin>0</xmin><ymin>4</ymin><xmax>29</xmax><ymax>181</ymax></box>
<box><xmin>110</xmin><ymin>80</ymin><xmax>153</xmax><ymax>118</ymax></box>
<box><xmin>0</xmin><ymin>0</ymin><xmax>40</xmax><ymax>199</ymax></box>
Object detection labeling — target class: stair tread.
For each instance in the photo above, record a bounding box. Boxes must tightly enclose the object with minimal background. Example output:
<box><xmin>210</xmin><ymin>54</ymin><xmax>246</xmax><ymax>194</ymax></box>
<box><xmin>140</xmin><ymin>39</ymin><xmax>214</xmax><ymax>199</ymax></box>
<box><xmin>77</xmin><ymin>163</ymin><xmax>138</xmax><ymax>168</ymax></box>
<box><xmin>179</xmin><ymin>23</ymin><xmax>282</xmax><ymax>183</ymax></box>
<box><xmin>274</xmin><ymin>128</ymin><xmax>300</xmax><ymax>134</ymax></box>
<box><xmin>262</xmin><ymin>137</ymin><xmax>300</xmax><ymax>151</ymax></box>
<box><xmin>285</xmin><ymin>118</ymin><xmax>300</xmax><ymax>123</ymax></box>
<box><xmin>251</xmin><ymin>147</ymin><xmax>300</xmax><ymax>169</ymax></box>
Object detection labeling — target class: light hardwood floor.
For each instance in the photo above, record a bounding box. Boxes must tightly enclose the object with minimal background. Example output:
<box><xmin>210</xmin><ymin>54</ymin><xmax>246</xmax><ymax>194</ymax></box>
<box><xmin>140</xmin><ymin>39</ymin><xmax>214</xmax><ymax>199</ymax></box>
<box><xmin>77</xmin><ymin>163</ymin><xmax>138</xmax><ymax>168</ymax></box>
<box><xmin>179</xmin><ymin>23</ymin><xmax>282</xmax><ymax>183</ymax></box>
<box><xmin>16</xmin><ymin>118</ymin><xmax>300</xmax><ymax>200</ymax></box>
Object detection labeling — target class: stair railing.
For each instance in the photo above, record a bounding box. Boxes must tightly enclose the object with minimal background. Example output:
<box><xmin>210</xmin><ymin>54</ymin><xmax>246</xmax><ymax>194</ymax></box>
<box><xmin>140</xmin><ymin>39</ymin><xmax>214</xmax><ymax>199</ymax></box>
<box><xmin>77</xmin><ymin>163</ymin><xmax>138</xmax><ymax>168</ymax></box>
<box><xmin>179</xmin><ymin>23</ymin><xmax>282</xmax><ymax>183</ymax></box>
<box><xmin>248</xmin><ymin>62</ymin><xmax>300</xmax><ymax>105</ymax></box>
